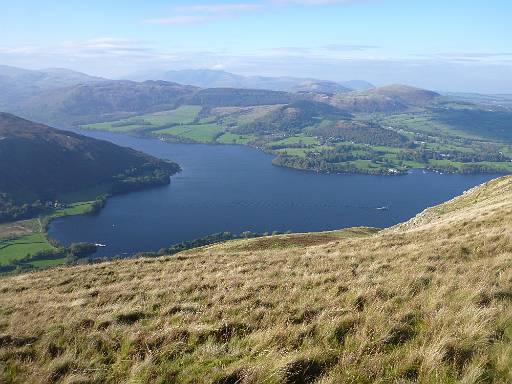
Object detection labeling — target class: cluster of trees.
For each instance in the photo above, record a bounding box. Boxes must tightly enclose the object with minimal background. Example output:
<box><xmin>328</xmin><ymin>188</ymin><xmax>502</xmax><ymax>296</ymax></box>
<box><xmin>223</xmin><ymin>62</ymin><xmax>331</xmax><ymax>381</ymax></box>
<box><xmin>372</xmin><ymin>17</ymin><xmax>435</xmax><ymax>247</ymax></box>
<box><xmin>130</xmin><ymin>231</ymin><xmax>290</xmax><ymax>259</ymax></box>
<box><xmin>427</xmin><ymin>163</ymin><xmax>508</xmax><ymax>174</ymax></box>
<box><xmin>237</xmin><ymin>101</ymin><xmax>350</xmax><ymax>135</ymax></box>
<box><xmin>0</xmin><ymin>192</ymin><xmax>108</xmax><ymax>225</ymax></box>
<box><xmin>0</xmin><ymin>194</ymin><xmax>45</xmax><ymax>223</ymax></box>
<box><xmin>1</xmin><ymin>242</ymin><xmax>99</xmax><ymax>275</ymax></box>
<box><xmin>267</xmin><ymin>142</ymin><xmax>314</xmax><ymax>150</ymax></box>
<box><xmin>434</xmin><ymin>108</ymin><xmax>512</xmax><ymax>141</ymax></box>
<box><xmin>273</xmin><ymin>154</ymin><xmax>405</xmax><ymax>175</ymax></box>
<box><xmin>164</xmin><ymin>231</ymin><xmax>259</xmax><ymax>255</ymax></box>
<box><xmin>111</xmin><ymin>162</ymin><xmax>180</xmax><ymax>194</ymax></box>
<box><xmin>27</xmin><ymin>243</ymin><xmax>98</xmax><ymax>263</ymax></box>
<box><xmin>397</xmin><ymin>149</ymin><xmax>511</xmax><ymax>163</ymax></box>
<box><xmin>311</xmin><ymin>120</ymin><xmax>411</xmax><ymax>147</ymax></box>
<box><xmin>90</xmin><ymin>195</ymin><xmax>108</xmax><ymax>214</ymax></box>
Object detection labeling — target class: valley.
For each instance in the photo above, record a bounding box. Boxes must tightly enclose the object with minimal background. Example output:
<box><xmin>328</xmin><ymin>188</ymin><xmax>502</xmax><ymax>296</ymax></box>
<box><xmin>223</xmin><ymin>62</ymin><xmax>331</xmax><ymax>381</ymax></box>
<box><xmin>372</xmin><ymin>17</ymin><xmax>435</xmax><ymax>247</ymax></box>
<box><xmin>47</xmin><ymin>131</ymin><xmax>496</xmax><ymax>259</ymax></box>
<box><xmin>1</xmin><ymin>1</ymin><xmax>511</xmax><ymax>382</ymax></box>
<box><xmin>78</xmin><ymin>87</ymin><xmax>512</xmax><ymax>176</ymax></box>
<box><xmin>1</xmin><ymin>65</ymin><xmax>511</xmax><ymax>274</ymax></box>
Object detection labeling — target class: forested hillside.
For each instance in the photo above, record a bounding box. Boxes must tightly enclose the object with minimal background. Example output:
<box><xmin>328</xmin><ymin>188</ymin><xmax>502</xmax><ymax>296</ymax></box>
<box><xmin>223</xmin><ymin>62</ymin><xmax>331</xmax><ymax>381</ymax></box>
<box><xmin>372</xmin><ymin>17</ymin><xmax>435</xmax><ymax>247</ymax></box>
<box><xmin>0</xmin><ymin>113</ymin><xmax>179</xmax><ymax>222</ymax></box>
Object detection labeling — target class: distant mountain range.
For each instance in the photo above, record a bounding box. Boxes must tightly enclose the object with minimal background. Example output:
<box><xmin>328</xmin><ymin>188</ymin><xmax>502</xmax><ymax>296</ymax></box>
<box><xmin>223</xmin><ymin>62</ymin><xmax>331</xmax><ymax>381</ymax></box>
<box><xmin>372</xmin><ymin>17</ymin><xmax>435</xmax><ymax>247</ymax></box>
<box><xmin>10</xmin><ymin>80</ymin><xmax>199</xmax><ymax>126</ymax></box>
<box><xmin>0</xmin><ymin>65</ymin><xmax>442</xmax><ymax>128</ymax></box>
<box><xmin>126</xmin><ymin>69</ymin><xmax>375</xmax><ymax>93</ymax></box>
<box><xmin>0</xmin><ymin>65</ymin><xmax>103</xmax><ymax>108</ymax></box>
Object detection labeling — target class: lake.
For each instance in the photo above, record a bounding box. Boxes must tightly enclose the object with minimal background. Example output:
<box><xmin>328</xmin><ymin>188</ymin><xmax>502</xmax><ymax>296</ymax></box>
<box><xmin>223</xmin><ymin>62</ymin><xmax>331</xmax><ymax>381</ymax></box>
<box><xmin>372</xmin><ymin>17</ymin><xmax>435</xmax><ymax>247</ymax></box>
<box><xmin>48</xmin><ymin>130</ymin><xmax>498</xmax><ymax>257</ymax></box>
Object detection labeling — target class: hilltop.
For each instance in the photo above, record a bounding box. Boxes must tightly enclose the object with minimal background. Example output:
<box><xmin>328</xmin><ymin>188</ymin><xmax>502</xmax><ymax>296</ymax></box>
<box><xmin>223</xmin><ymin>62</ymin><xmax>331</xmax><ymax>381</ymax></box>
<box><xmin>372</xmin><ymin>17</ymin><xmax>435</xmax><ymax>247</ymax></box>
<box><xmin>1</xmin><ymin>176</ymin><xmax>511</xmax><ymax>383</ymax></box>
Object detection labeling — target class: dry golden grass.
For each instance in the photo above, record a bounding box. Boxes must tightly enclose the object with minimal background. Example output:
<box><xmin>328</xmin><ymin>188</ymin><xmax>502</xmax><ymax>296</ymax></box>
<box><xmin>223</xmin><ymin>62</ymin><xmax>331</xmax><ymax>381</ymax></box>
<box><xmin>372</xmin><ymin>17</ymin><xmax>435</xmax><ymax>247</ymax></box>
<box><xmin>0</xmin><ymin>219</ymin><xmax>38</xmax><ymax>240</ymax></box>
<box><xmin>1</xmin><ymin>176</ymin><xmax>512</xmax><ymax>383</ymax></box>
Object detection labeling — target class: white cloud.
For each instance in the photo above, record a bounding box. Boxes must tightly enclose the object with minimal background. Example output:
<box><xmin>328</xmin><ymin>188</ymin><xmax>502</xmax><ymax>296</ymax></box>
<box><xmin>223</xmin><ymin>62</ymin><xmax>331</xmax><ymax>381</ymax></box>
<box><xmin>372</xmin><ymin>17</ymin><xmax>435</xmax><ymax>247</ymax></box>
<box><xmin>143</xmin><ymin>16</ymin><xmax>209</xmax><ymax>25</ymax></box>
<box><xmin>175</xmin><ymin>3</ymin><xmax>262</xmax><ymax>13</ymax></box>
<box><xmin>0</xmin><ymin>38</ymin><xmax>155</xmax><ymax>60</ymax></box>
<box><xmin>2</xmin><ymin>38</ymin><xmax>511</xmax><ymax>93</ymax></box>
<box><xmin>143</xmin><ymin>2</ymin><xmax>262</xmax><ymax>25</ymax></box>
<box><xmin>272</xmin><ymin>0</ymin><xmax>365</xmax><ymax>4</ymax></box>
<box><xmin>323</xmin><ymin>44</ymin><xmax>380</xmax><ymax>51</ymax></box>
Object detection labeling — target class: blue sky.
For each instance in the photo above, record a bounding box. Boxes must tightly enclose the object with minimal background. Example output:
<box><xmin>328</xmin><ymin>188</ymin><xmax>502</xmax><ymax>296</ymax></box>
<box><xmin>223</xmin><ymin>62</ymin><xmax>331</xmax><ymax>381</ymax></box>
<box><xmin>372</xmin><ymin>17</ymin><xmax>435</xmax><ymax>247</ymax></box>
<box><xmin>1</xmin><ymin>0</ymin><xmax>511</xmax><ymax>92</ymax></box>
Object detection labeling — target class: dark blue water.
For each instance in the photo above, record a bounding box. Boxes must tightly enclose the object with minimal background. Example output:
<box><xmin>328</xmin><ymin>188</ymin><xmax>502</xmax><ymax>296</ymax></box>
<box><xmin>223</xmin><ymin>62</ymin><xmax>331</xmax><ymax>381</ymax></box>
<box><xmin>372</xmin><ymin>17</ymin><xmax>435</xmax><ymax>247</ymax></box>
<box><xmin>48</xmin><ymin>130</ymin><xmax>497</xmax><ymax>257</ymax></box>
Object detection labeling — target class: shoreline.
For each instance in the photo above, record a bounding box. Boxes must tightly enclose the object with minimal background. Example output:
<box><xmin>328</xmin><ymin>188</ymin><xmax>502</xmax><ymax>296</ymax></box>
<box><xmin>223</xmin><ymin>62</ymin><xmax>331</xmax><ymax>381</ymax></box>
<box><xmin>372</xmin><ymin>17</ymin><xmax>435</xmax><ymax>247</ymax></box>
<box><xmin>80</xmin><ymin>126</ymin><xmax>512</xmax><ymax>177</ymax></box>
<box><xmin>0</xmin><ymin>168</ymin><xmax>180</xmax><ymax>274</ymax></box>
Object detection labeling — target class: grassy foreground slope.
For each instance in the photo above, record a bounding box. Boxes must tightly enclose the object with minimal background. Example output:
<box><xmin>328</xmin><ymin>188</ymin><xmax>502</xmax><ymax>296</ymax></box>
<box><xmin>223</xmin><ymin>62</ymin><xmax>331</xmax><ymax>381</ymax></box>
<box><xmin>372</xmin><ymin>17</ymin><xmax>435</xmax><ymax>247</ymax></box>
<box><xmin>1</xmin><ymin>177</ymin><xmax>512</xmax><ymax>383</ymax></box>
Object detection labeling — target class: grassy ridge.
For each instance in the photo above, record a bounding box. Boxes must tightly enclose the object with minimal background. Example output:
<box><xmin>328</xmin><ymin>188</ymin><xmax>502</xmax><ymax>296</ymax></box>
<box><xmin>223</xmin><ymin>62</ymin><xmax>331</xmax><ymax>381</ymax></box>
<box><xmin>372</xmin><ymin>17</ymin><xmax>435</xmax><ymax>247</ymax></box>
<box><xmin>1</xmin><ymin>176</ymin><xmax>511</xmax><ymax>383</ymax></box>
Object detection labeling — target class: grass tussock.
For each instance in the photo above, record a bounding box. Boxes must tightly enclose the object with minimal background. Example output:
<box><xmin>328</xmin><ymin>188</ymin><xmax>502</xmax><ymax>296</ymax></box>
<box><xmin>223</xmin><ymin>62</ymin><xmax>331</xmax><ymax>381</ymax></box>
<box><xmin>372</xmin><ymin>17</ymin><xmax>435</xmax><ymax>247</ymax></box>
<box><xmin>0</xmin><ymin>176</ymin><xmax>512</xmax><ymax>383</ymax></box>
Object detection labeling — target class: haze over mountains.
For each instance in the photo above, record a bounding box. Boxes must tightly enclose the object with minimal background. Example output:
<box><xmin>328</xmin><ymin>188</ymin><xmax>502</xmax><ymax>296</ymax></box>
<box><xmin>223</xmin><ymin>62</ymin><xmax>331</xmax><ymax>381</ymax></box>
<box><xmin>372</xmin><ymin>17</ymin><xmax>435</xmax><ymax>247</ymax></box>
<box><xmin>127</xmin><ymin>68</ymin><xmax>375</xmax><ymax>93</ymax></box>
<box><xmin>0</xmin><ymin>65</ymin><xmax>441</xmax><ymax>128</ymax></box>
<box><xmin>0</xmin><ymin>65</ymin><xmax>103</xmax><ymax>108</ymax></box>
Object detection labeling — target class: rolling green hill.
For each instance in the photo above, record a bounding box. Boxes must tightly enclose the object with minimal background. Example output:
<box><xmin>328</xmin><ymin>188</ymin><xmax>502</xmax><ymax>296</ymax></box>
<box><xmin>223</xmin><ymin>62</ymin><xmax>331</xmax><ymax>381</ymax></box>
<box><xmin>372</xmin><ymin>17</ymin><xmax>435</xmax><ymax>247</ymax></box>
<box><xmin>0</xmin><ymin>176</ymin><xmax>511</xmax><ymax>383</ymax></box>
<box><xmin>1</xmin><ymin>68</ymin><xmax>511</xmax><ymax>176</ymax></box>
<box><xmin>77</xmin><ymin>85</ymin><xmax>512</xmax><ymax>176</ymax></box>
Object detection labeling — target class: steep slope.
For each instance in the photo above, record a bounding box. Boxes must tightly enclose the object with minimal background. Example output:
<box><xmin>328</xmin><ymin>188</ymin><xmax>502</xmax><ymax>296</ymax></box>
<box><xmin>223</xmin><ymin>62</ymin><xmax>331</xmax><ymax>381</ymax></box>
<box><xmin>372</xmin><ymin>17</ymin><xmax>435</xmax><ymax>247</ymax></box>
<box><xmin>1</xmin><ymin>176</ymin><xmax>511</xmax><ymax>383</ymax></box>
<box><xmin>0</xmin><ymin>113</ymin><xmax>179</xmax><ymax>220</ymax></box>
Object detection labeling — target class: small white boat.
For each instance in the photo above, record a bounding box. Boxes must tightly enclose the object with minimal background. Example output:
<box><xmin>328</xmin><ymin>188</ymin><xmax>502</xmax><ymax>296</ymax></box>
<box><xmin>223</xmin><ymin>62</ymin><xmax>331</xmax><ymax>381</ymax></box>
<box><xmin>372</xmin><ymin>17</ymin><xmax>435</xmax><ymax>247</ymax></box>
<box><xmin>95</xmin><ymin>243</ymin><xmax>107</xmax><ymax>247</ymax></box>
<box><xmin>376</xmin><ymin>206</ymin><xmax>389</xmax><ymax>211</ymax></box>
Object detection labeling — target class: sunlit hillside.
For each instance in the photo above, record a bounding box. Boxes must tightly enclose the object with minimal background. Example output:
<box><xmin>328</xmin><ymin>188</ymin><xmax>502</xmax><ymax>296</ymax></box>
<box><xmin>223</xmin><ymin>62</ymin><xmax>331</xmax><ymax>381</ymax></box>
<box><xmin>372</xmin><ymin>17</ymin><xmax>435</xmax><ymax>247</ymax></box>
<box><xmin>1</xmin><ymin>176</ymin><xmax>511</xmax><ymax>383</ymax></box>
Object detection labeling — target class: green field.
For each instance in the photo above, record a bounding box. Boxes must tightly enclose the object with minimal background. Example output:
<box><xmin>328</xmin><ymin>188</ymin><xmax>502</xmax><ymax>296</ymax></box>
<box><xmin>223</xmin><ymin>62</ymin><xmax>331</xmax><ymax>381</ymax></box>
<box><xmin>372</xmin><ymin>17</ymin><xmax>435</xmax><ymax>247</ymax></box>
<box><xmin>154</xmin><ymin>123</ymin><xmax>225</xmax><ymax>143</ymax></box>
<box><xmin>79</xmin><ymin>101</ymin><xmax>512</xmax><ymax>176</ymax></box>
<box><xmin>0</xmin><ymin>233</ymin><xmax>55</xmax><ymax>266</ymax></box>
<box><xmin>349</xmin><ymin>159</ymin><xmax>379</xmax><ymax>169</ymax></box>
<box><xmin>141</xmin><ymin>106</ymin><xmax>202</xmax><ymax>125</ymax></box>
<box><xmin>271</xmin><ymin>135</ymin><xmax>319</xmax><ymax>146</ymax></box>
<box><xmin>83</xmin><ymin>106</ymin><xmax>202</xmax><ymax>133</ymax></box>
<box><xmin>380</xmin><ymin>113</ymin><xmax>483</xmax><ymax>140</ymax></box>
<box><xmin>275</xmin><ymin>147</ymin><xmax>310</xmax><ymax>157</ymax></box>
<box><xmin>51</xmin><ymin>202</ymin><xmax>94</xmax><ymax>217</ymax></box>
<box><xmin>216</xmin><ymin>132</ymin><xmax>256</xmax><ymax>144</ymax></box>
<box><xmin>83</xmin><ymin>120</ymin><xmax>144</xmax><ymax>133</ymax></box>
<box><xmin>0</xmin><ymin>201</ymin><xmax>94</xmax><ymax>270</ymax></box>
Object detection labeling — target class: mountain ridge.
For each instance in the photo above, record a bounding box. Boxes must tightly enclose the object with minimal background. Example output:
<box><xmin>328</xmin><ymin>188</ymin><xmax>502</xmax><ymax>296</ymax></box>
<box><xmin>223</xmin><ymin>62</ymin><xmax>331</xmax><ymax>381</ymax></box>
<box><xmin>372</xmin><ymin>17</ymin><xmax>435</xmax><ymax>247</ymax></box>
<box><xmin>126</xmin><ymin>68</ymin><xmax>375</xmax><ymax>93</ymax></box>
